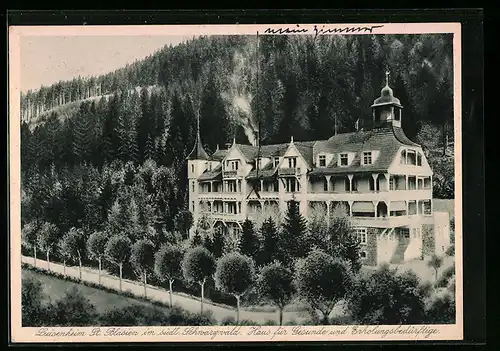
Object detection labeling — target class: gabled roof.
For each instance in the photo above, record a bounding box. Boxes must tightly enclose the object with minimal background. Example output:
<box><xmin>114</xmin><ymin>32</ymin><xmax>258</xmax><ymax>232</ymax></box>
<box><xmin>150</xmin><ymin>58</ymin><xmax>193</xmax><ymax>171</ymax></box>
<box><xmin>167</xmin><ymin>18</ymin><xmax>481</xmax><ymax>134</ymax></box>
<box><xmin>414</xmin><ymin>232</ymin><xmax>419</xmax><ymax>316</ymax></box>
<box><xmin>293</xmin><ymin>141</ymin><xmax>316</xmax><ymax>168</ymax></box>
<box><xmin>198</xmin><ymin>163</ymin><xmax>222</xmax><ymax>181</ymax></box>
<box><xmin>210</xmin><ymin>149</ymin><xmax>228</xmax><ymax>161</ymax></box>
<box><xmin>246</xmin><ymin>161</ymin><xmax>277</xmax><ymax>180</ymax></box>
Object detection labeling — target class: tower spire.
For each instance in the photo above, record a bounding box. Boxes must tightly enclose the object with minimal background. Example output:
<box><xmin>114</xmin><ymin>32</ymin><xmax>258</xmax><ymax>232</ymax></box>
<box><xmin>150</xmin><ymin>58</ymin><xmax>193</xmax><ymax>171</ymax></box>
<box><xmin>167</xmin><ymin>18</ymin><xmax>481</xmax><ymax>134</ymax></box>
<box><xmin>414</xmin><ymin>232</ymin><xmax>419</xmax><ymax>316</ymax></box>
<box><xmin>186</xmin><ymin>113</ymin><xmax>209</xmax><ymax>160</ymax></box>
<box><xmin>385</xmin><ymin>70</ymin><xmax>390</xmax><ymax>86</ymax></box>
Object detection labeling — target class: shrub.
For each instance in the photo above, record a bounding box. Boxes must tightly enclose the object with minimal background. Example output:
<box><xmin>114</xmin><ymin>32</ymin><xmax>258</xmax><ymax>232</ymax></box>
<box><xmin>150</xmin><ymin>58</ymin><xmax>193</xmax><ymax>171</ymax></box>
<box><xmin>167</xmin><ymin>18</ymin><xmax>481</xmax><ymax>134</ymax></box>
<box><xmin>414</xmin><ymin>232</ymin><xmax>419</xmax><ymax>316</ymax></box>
<box><xmin>21</xmin><ymin>276</ymin><xmax>48</xmax><ymax>327</ymax></box>
<box><xmin>49</xmin><ymin>286</ymin><xmax>98</xmax><ymax>326</ymax></box>
<box><xmin>99</xmin><ymin>304</ymin><xmax>164</xmax><ymax>326</ymax></box>
<box><xmin>446</xmin><ymin>244</ymin><xmax>455</xmax><ymax>256</ymax></box>
<box><xmin>425</xmin><ymin>293</ymin><xmax>456</xmax><ymax>324</ymax></box>
<box><xmin>436</xmin><ymin>264</ymin><xmax>455</xmax><ymax>288</ymax></box>
<box><xmin>219</xmin><ymin>315</ymin><xmax>237</xmax><ymax>326</ymax></box>
<box><xmin>348</xmin><ymin>265</ymin><xmax>428</xmax><ymax>325</ymax></box>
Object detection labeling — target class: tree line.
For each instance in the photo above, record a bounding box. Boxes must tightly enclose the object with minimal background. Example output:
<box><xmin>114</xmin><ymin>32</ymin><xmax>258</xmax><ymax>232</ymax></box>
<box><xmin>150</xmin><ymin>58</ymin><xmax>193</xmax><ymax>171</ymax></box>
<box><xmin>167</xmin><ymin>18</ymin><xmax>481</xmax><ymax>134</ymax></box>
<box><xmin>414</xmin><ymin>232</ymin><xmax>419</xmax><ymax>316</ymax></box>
<box><xmin>22</xmin><ymin>200</ymin><xmax>455</xmax><ymax>325</ymax></box>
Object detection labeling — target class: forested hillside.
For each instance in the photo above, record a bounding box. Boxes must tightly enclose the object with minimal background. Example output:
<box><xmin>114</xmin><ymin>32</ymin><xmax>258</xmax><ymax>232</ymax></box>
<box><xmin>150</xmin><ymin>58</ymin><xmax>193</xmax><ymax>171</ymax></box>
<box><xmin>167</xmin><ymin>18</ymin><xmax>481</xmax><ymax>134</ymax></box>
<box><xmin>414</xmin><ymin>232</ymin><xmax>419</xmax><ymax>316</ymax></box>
<box><xmin>20</xmin><ymin>34</ymin><xmax>455</xmax><ymax>242</ymax></box>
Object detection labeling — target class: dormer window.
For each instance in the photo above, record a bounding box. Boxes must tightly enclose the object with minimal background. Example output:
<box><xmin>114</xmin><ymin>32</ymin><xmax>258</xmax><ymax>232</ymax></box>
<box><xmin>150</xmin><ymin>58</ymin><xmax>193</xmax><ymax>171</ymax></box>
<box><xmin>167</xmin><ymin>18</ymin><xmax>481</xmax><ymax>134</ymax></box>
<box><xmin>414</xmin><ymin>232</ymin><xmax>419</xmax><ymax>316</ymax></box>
<box><xmin>417</xmin><ymin>153</ymin><xmax>422</xmax><ymax>166</ymax></box>
<box><xmin>363</xmin><ymin>152</ymin><xmax>373</xmax><ymax>165</ymax></box>
<box><xmin>273</xmin><ymin>157</ymin><xmax>280</xmax><ymax>167</ymax></box>
<box><xmin>227</xmin><ymin>160</ymin><xmax>239</xmax><ymax>171</ymax></box>
<box><xmin>318</xmin><ymin>155</ymin><xmax>326</xmax><ymax>167</ymax></box>
<box><xmin>288</xmin><ymin>157</ymin><xmax>297</xmax><ymax>168</ymax></box>
<box><xmin>340</xmin><ymin>154</ymin><xmax>348</xmax><ymax>166</ymax></box>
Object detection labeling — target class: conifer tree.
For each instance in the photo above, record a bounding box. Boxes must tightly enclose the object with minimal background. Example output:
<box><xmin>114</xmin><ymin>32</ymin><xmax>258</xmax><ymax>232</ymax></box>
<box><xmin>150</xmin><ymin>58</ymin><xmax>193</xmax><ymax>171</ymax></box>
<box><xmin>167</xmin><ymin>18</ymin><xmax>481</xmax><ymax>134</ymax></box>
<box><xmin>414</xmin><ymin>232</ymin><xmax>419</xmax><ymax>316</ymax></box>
<box><xmin>259</xmin><ymin>217</ymin><xmax>279</xmax><ymax>266</ymax></box>
<box><xmin>279</xmin><ymin>199</ymin><xmax>308</xmax><ymax>266</ymax></box>
<box><xmin>239</xmin><ymin>219</ymin><xmax>260</xmax><ymax>262</ymax></box>
<box><xmin>211</xmin><ymin>229</ymin><xmax>225</xmax><ymax>259</ymax></box>
<box><xmin>73</xmin><ymin>103</ymin><xmax>94</xmax><ymax>163</ymax></box>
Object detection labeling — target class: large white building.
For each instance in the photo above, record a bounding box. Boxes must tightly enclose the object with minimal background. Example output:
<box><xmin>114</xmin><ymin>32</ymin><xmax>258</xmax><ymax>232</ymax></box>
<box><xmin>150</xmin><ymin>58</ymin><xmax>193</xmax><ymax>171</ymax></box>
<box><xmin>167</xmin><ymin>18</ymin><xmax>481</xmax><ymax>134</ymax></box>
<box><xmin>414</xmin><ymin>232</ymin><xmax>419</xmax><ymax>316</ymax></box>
<box><xmin>187</xmin><ymin>77</ymin><xmax>451</xmax><ymax>266</ymax></box>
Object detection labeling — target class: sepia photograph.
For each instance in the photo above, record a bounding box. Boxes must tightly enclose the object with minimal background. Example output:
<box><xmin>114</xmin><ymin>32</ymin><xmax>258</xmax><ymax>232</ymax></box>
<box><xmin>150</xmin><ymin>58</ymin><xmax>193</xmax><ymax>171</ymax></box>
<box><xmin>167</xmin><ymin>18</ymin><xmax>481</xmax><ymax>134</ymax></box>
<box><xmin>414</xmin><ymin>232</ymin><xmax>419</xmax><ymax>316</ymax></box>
<box><xmin>9</xmin><ymin>22</ymin><xmax>463</xmax><ymax>342</ymax></box>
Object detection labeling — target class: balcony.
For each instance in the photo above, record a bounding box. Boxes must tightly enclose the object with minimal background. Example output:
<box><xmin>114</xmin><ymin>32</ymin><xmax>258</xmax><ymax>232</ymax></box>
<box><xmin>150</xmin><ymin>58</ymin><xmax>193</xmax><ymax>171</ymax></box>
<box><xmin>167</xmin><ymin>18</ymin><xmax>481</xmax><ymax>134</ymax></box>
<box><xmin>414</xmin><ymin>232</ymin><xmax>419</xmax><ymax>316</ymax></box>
<box><xmin>257</xmin><ymin>191</ymin><xmax>280</xmax><ymax>199</ymax></box>
<box><xmin>306</xmin><ymin>189</ymin><xmax>433</xmax><ymax>202</ymax></box>
<box><xmin>198</xmin><ymin>192</ymin><xmax>243</xmax><ymax>201</ymax></box>
<box><xmin>203</xmin><ymin>211</ymin><xmax>246</xmax><ymax>222</ymax></box>
<box><xmin>222</xmin><ymin>170</ymin><xmax>239</xmax><ymax>178</ymax></box>
<box><xmin>278</xmin><ymin>167</ymin><xmax>302</xmax><ymax>176</ymax></box>
<box><xmin>351</xmin><ymin>216</ymin><xmax>412</xmax><ymax>228</ymax></box>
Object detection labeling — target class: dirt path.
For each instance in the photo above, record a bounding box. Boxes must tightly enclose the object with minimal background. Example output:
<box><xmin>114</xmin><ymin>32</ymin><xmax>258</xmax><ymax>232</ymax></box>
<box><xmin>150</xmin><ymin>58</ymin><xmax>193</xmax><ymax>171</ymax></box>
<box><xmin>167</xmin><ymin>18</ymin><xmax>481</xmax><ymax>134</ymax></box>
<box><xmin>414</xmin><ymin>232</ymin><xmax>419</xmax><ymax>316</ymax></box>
<box><xmin>21</xmin><ymin>255</ymin><xmax>309</xmax><ymax>324</ymax></box>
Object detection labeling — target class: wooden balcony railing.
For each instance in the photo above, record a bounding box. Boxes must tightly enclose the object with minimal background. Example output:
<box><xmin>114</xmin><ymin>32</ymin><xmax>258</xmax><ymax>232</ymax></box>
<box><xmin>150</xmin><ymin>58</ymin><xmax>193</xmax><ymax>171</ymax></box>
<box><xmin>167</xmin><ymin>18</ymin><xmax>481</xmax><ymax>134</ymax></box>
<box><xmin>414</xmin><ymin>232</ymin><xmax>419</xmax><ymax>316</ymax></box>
<box><xmin>278</xmin><ymin>167</ymin><xmax>302</xmax><ymax>176</ymax></box>
<box><xmin>222</xmin><ymin>170</ymin><xmax>238</xmax><ymax>178</ymax></box>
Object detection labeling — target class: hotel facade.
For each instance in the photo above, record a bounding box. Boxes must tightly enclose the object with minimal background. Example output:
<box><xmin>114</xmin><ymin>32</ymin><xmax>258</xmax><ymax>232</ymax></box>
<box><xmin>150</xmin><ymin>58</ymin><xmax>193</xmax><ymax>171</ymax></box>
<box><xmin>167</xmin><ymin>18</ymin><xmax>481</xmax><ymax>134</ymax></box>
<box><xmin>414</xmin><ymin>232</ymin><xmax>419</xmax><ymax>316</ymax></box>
<box><xmin>187</xmin><ymin>79</ymin><xmax>451</xmax><ymax>266</ymax></box>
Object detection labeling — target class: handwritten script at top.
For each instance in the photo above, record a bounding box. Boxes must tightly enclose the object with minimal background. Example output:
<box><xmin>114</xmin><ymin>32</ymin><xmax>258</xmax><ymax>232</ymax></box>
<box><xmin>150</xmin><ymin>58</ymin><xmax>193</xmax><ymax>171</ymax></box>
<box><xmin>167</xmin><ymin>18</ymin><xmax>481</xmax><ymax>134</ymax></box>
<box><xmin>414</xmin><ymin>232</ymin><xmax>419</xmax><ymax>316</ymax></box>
<box><xmin>264</xmin><ymin>25</ymin><xmax>385</xmax><ymax>38</ymax></box>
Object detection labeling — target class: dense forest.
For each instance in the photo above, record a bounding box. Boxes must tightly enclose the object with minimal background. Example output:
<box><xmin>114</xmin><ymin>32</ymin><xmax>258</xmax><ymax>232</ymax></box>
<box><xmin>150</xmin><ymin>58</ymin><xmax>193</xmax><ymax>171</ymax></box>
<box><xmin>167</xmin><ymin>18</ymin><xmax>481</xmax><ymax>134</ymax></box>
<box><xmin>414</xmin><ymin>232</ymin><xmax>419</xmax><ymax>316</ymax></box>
<box><xmin>20</xmin><ymin>34</ymin><xmax>455</xmax><ymax>241</ymax></box>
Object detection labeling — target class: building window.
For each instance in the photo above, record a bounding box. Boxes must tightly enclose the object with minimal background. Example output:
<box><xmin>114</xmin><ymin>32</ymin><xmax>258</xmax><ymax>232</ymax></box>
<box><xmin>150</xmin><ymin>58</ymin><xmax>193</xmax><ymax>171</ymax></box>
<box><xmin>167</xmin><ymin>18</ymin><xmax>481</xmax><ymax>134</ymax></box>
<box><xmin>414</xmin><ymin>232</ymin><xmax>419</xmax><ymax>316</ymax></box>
<box><xmin>192</xmin><ymin>201</ymin><xmax>195</xmax><ymax>212</ymax></box>
<box><xmin>354</xmin><ymin>227</ymin><xmax>368</xmax><ymax>244</ymax></box>
<box><xmin>323</xmin><ymin>178</ymin><xmax>328</xmax><ymax>192</ymax></box>
<box><xmin>423</xmin><ymin>200</ymin><xmax>432</xmax><ymax>215</ymax></box>
<box><xmin>395</xmin><ymin>108</ymin><xmax>401</xmax><ymax>121</ymax></box>
<box><xmin>318</xmin><ymin>155</ymin><xmax>326</xmax><ymax>167</ymax></box>
<box><xmin>191</xmin><ymin>164</ymin><xmax>194</xmax><ymax>173</ymax></box>
<box><xmin>286</xmin><ymin>178</ymin><xmax>298</xmax><ymax>192</ymax></box>
<box><xmin>408</xmin><ymin>200</ymin><xmax>417</xmax><ymax>215</ymax></box>
<box><xmin>273</xmin><ymin>157</ymin><xmax>280</xmax><ymax>167</ymax></box>
<box><xmin>352</xmin><ymin>178</ymin><xmax>358</xmax><ymax>192</ymax></box>
<box><xmin>369</xmin><ymin>177</ymin><xmax>375</xmax><ymax>191</ymax></box>
<box><xmin>407</xmin><ymin>150</ymin><xmax>416</xmax><ymax>165</ymax></box>
<box><xmin>288</xmin><ymin>157</ymin><xmax>297</xmax><ymax>168</ymax></box>
<box><xmin>408</xmin><ymin>176</ymin><xmax>417</xmax><ymax>190</ymax></box>
<box><xmin>401</xmin><ymin>228</ymin><xmax>410</xmax><ymax>239</ymax></box>
<box><xmin>230</xmin><ymin>161</ymin><xmax>239</xmax><ymax>171</ymax></box>
<box><xmin>238</xmin><ymin>202</ymin><xmax>242</xmax><ymax>214</ymax></box>
<box><xmin>400</xmin><ymin>150</ymin><xmax>406</xmax><ymax>164</ymax></box>
<box><xmin>359</xmin><ymin>251</ymin><xmax>367</xmax><ymax>259</ymax></box>
<box><xmin>363</xmin><ymin>152</ymin><xmax>372</xmax><ymax>165</ymax></box>
<box><xmin>417</xmin><ymin>153</ymin><xmax>422</xmax><ymax>166</ymax></box>
<box><xmin>228</xmin><ymin>180</ymin><xmax>237</xmax><ymax>192</ymax></box>
<box><xmin>191</xmin><ymin>181</ymin><xmax>195</xmax><ymax>192</ymax></box>
<box><xmin>255</xmin><ymin>158</ymin><xmax>262</xmax><ymax>169</ymax></box>
<box><xmin>389</xmin><ymin>176</ymin><xmax>395</xmax><ymax>190</ymax></box>
<box><xmin>340</xmin><ymin>154</ymin><xmax>348</xmax><ymax>166</ymax></box>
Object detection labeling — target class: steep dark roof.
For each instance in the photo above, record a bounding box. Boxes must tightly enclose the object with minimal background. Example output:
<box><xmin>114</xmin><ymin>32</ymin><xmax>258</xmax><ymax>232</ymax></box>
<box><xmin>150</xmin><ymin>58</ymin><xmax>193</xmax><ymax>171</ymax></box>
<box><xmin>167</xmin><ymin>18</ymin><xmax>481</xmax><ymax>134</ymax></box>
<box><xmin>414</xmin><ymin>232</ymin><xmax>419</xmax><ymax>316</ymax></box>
<box><xmin>294</xmin><ymin>141</ymin><xmax>316</xmax><ymax>168</ymax></box>
<box><xmin>199</xmin><ymin>163</ymin><xmax>222</xmax><ymax>181</ymax></box>
<box><xmin>210</xmin><ymin>149</ymin><xmax>228</xmax><ymax>161</ymax></box>
<box><xmin>246</xmin><ymin>161</ymin><xmax>277</xmax><ymax>180</ymax></box>
<box><xmin>186</xmin><ymin>132</ymin><xmax>209</xmax><ymax>160</ymax></box>
<box><xmin>309</xmin><ymin>125</ymin><xmax>419</xmax><ymax>176</ymax></box>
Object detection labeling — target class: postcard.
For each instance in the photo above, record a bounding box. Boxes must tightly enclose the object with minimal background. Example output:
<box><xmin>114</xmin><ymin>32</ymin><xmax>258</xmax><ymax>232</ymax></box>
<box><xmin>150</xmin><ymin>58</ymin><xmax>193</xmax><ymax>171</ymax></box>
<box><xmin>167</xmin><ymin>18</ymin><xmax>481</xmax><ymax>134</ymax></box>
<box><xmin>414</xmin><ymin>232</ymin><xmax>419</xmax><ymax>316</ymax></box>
<box><xmin>9</xmin><ymin>22</ymin><xmax>463</xmax><ymax>343</ymax></box>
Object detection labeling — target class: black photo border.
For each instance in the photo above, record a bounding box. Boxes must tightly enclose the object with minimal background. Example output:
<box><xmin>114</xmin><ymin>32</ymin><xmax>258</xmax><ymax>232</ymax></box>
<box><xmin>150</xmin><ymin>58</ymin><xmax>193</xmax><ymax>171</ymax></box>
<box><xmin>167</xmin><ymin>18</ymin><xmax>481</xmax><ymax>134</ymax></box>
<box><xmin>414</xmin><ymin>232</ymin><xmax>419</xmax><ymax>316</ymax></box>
<box><xmin>5</xmin><ymin>9</ymin><xmax>485</xmax><ymax>348</ymax></box>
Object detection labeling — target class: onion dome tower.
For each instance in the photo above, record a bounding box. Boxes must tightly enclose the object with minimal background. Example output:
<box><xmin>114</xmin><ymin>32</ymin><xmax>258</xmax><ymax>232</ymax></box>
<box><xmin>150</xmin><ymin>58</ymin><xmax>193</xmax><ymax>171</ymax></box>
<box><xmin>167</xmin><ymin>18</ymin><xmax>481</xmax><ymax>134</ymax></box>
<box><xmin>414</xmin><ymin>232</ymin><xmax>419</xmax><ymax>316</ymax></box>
<box><xmin>371</xmin><ymin>71</ymin><xmax>403</xmax><ymax>129</ymax></box>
